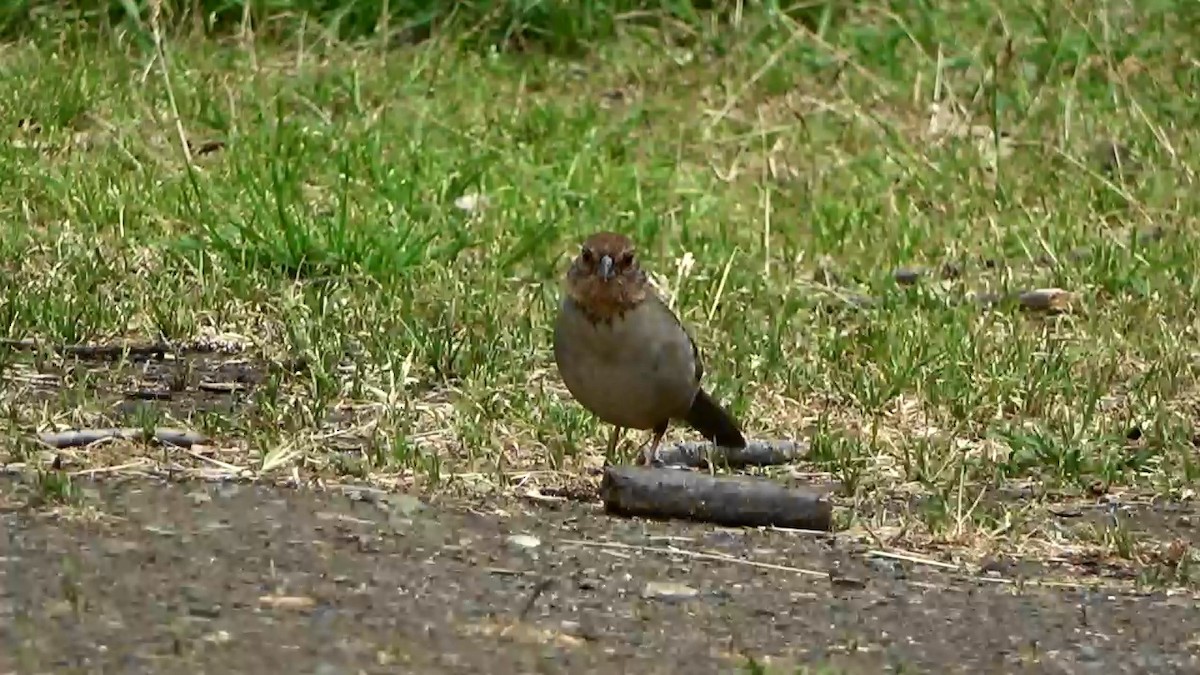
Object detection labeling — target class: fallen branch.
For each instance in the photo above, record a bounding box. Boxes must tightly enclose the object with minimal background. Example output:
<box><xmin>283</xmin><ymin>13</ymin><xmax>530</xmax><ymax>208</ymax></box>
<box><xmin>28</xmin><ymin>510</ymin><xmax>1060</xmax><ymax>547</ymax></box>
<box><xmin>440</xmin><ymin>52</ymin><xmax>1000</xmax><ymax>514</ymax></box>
<box><xmin>1</xmin><ymin>338</ymin><xmax>172</xmax><ymax>360</ymax></box>
<box><xmin>600</xmin><ymin>466</ymin><xmax>833</xmax><ymax>531</ymax></box>
<box><xmin>652</xmin><ymin>439</ymin><xmax>809</xmax><ymax>469</ymax></box>
<box><xmin>0</xmin><ymin>337</ymin><xmax>246</xmax><ymax>360</ymax></box>
<box><xmin>37</xmin><ymin>427</ymin><xmax>210</xmax><ymax>449</ymax></box>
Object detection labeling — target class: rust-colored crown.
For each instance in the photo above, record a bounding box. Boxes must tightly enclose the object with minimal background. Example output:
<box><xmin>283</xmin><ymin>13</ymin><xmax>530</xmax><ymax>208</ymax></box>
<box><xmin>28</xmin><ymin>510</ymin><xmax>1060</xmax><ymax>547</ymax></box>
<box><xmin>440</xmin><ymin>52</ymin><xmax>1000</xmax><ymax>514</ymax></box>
<box><xmin>580</xmin><ymin>231</ymin><xmax>636</xmax><ymax>258</ymax></box>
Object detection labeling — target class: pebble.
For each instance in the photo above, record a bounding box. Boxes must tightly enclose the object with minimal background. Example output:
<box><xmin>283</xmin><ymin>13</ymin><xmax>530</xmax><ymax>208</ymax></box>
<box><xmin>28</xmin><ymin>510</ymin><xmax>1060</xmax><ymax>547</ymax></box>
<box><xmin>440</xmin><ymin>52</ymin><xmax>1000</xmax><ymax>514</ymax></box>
<box><xmin>507</xmin><ymin>534</ymin><xmax>541</xmax><ymax>549</ymax></box>
<box><xmin>642</xmin><ymin>581</ymin><xmax>699</xmax><ymax>601</ymax></box>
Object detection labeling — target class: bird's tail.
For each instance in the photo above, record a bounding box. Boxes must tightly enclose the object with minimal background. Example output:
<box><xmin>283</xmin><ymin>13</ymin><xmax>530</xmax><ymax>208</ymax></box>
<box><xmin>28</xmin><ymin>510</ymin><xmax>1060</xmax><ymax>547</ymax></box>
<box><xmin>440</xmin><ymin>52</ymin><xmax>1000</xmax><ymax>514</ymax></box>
<box><xmin>684</xmin><ymin>388</ymin><xmax>747</xmax><ymax>448</ymax></box>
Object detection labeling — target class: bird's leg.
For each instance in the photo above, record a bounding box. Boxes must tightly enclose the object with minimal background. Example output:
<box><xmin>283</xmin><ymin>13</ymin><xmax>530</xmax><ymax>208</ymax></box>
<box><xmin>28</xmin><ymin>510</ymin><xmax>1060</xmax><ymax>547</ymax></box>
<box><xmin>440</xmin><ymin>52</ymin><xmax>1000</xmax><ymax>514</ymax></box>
<box><xmin>604</xmin><ymin>425</ymin><xmax>623</xmax><ymax>465</ymax></box>
<box><xmin>639</xmin><ymin>421</ymin><xmax>669</xmax><ymax>467</ymax></box>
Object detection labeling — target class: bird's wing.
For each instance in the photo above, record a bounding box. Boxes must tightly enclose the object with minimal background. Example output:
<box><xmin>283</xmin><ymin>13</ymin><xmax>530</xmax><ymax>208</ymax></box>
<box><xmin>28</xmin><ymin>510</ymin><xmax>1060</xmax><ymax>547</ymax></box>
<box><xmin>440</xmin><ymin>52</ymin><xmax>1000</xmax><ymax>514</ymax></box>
<box><xmin>645</xmin><ymin>292</ymin><xmax>704</xmax><ymax>386</ymax></box>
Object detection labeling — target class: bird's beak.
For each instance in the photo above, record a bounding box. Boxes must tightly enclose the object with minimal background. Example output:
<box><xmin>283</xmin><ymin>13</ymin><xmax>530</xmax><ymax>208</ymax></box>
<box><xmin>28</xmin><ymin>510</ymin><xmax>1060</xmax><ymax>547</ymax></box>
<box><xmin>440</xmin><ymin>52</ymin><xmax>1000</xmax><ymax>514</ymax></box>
<box><xmin>598</xmin><ymin>255</ymin><xmax>614</xmax><ymax>281</ymax></box>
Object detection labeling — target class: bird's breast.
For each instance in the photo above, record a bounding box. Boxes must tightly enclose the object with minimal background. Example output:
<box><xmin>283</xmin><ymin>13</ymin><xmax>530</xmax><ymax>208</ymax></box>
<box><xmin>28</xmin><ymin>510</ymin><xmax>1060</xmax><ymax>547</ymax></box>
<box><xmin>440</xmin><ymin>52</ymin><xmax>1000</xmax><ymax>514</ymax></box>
<box><xmin>553</xmin><ymin>297</ymin><xmax>699</xmax><ymax>430</ymax></box>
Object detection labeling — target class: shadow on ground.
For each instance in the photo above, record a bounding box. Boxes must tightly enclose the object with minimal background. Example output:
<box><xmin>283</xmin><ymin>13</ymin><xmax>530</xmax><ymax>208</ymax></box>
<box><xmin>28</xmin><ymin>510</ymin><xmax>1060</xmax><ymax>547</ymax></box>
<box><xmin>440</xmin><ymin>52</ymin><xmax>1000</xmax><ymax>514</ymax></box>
<box><xmin>3</xmin><ymin>477</ymin><xmax>1200</xmax><ymax>674</ymax></box>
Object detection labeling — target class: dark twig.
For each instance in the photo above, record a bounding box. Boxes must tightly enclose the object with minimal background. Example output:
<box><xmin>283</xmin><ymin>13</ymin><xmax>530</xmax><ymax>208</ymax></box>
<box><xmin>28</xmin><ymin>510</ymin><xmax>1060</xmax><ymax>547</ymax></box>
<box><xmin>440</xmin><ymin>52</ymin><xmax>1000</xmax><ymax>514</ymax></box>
<box><xmin>651</xmin><ymin>439</ymin><xmax>809</xmax><ymax>470</ymax></box>
<box><xmin>37</xmin><ymin>427</ymin><xmax>210</xmax><ymax>449</ymax></box>
<box><xmin>517</xmin><ymin>578</ymin><xmax>554</xmax><ymax>621</ymax></box>
<box><xmin>601</xmin><ymin>466</ymin><xmax>833</xmax><ymax>530</ymax></box>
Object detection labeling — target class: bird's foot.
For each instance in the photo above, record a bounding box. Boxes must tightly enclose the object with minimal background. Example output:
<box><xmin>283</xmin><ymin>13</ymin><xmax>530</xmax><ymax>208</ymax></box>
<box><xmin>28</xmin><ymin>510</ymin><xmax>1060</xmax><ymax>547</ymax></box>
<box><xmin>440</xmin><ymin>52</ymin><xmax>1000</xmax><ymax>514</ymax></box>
<box><xmin>637</xmin><ymin>445</ymin><xmax>662</xmax><ymax>467</ymax></box>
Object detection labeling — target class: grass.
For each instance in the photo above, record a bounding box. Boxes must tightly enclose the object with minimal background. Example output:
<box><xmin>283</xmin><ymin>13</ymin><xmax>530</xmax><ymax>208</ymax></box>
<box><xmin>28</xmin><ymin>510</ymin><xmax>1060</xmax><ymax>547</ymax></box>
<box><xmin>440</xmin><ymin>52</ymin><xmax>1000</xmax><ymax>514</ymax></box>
<box><xmin>1</xmin><ymin>0</ymin><xmax>1198</xmax><ymax>587</ymax></box>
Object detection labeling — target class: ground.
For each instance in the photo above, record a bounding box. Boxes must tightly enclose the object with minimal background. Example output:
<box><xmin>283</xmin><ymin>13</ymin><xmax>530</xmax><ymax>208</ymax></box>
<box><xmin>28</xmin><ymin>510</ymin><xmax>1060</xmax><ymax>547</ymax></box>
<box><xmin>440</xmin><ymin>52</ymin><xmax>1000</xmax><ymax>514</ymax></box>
<box><xmin>2</xmin><ymin>2</ymin><xmax>1200</xmax><ymax>673</ymax></box>
<box><xmin>5</xmin><ymin>475</ymin><xmax>1200</xmax><ymax>674</ymax></box>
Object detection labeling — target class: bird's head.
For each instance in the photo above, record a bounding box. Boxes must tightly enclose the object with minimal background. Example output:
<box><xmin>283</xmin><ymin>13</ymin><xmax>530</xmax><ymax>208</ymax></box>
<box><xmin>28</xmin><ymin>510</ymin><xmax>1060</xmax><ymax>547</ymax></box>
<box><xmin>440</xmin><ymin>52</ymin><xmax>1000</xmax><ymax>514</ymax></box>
<box><xmin>564</xmin><ymin>231</ymin><xmax>648</xmax><ymax>319</ymax></box>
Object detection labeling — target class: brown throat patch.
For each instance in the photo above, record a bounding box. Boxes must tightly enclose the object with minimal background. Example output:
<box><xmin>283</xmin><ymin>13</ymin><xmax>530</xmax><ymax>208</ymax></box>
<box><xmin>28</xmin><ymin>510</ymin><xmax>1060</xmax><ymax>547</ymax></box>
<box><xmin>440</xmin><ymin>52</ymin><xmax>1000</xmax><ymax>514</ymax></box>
<box><xmin>564</xmin><ymin>270</ymin><xmax>648</xmax><ymax>323</ymax></box>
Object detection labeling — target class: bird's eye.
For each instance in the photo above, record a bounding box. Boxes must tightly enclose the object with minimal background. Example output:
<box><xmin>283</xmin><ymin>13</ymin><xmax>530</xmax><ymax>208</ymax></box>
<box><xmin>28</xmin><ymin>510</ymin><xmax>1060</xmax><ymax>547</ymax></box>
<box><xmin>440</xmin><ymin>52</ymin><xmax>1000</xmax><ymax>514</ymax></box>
<box><xmin>580</xmin><ymin>248</ymin><xmax>594</xmax><ymax>263</ymax></box>
<box><xmin>619</xmin><ymin>252</ymin><xmax>635</xmax><ymax>266</ymax></box>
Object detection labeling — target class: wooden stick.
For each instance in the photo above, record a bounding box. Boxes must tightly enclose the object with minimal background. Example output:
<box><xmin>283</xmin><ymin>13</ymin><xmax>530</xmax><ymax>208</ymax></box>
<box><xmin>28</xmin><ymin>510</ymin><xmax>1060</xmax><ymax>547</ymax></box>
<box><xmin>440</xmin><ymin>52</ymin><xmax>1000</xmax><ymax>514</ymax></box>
<box><xmin>600</xmin><ymin>466</ymin><xmax>833</xmax><ymax>531</ymax></box>
<box><xmin>0</xmin><ymin>338</ymin><xmax>173</xmax><ymax>360</ymax></box>
<box><xmin>37</xmin><ymin>427</ymin><xmax>209</xmax><ymax>449</ymax></box>
<box><xmin>0</xmin><ymin>338</ymin><xmax>244</xmax><ymax>360</ymax></box>
<box><xmin>866</xmin><ymin>548</ymin><xmax>960</xmax><ymax>570</ymax></box>
<box><xmin>652</xmin><ymin>439</ymin><xmax>809</xmax><ymax>469</ymax></box>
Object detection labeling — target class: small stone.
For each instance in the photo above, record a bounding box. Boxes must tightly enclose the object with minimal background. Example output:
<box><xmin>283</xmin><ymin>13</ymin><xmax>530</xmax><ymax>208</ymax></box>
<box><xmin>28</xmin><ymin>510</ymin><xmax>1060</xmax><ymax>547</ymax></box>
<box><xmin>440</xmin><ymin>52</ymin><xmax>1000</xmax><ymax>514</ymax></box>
<box><xmin>454</xmin><ymin>192</ymin><xmax>488</xmax><ymax>213</ymax></box>
<box><xmin>188</xmin><ymin>604</ymin><xmax>221</xmax><ymax>619</ymax></box>
<box><xmin>866</xmin><ymin>558</ymin><xmax>904</xmax><ymax>578</ymax></box>
<box><xmin>258</xmin><ymin>595</ymin><xmax>316</xmax><ymax>611</ymax></box>
<box><xmin>561</xmin><ymin>619</ymin><xmax>600</xmax><ymax>641</ymax></box>
<box><xmin>642</xmin><ymin>581</ymin><xmax>699</xmax><ymax>601</ymax></box>
<box><xmin>893</xmin><ymin>267</ymin><xmax>924</xmax><ymax>285</ymax></box>
<box><xmin>507</xmin><ymin>534</ymin><xmax>541</xmax><ymax>549</ymax></box>
<box><xmin>829</xmin><ymin>573</ymin><xmax>868</xmax><ymax>589</ymax></box>
<box><xmin>1017</xmin><ymin>288</ymin><xmax>1076</xmax><ymax>313</ymax></box>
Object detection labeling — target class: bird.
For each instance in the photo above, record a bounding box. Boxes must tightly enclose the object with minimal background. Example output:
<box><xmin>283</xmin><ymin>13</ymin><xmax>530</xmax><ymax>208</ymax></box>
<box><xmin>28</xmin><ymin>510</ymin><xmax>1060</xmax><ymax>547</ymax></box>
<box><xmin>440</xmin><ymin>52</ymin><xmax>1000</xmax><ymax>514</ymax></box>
<box><xmin>552</xmin><ymin>231</ymin><xmax>747</xmax><ymax>466</ymax></box>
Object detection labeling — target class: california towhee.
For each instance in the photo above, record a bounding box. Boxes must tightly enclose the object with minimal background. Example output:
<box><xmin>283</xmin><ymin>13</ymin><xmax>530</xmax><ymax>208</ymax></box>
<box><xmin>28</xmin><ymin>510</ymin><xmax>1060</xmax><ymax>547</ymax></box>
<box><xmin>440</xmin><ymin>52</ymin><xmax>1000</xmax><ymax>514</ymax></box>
<box><xmin>552</xmin><ymin>231</ymin><xmax>747</xmax><ymax>465</ymax></box>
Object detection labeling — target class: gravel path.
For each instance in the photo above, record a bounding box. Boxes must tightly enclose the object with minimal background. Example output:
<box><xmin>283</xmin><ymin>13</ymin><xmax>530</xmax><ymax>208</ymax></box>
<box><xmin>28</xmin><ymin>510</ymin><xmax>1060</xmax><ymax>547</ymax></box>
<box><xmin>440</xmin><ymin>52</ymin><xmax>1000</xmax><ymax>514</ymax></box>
<box><xmin>2</xmin><ymin>476</ymin><xmax>1199</xmax><ymax>674</ymax></box>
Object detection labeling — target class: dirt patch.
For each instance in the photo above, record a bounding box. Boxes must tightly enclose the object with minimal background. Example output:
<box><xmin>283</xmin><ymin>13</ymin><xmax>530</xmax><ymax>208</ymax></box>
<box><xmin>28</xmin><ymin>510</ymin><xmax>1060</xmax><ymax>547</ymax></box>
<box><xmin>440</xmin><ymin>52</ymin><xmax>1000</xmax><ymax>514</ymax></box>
<box><xmin>4</xmin><ymin>348</ymin><xmax>271</xmax><ymax>426</ymax></box>
<box><xmin>3</xmin><ymin>476</ymin><xmax>1199</xmax><ymax>674</ymax></box>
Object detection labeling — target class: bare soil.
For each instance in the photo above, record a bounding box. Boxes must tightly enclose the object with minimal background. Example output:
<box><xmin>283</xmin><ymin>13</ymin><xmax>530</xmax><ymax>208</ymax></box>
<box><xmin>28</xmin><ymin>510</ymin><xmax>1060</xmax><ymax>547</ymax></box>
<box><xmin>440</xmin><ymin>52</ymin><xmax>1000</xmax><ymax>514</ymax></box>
<box><xmin>3</xmin><ymin>474</ymin><xmax>1200</xmax><ymax>675</ymax></box>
